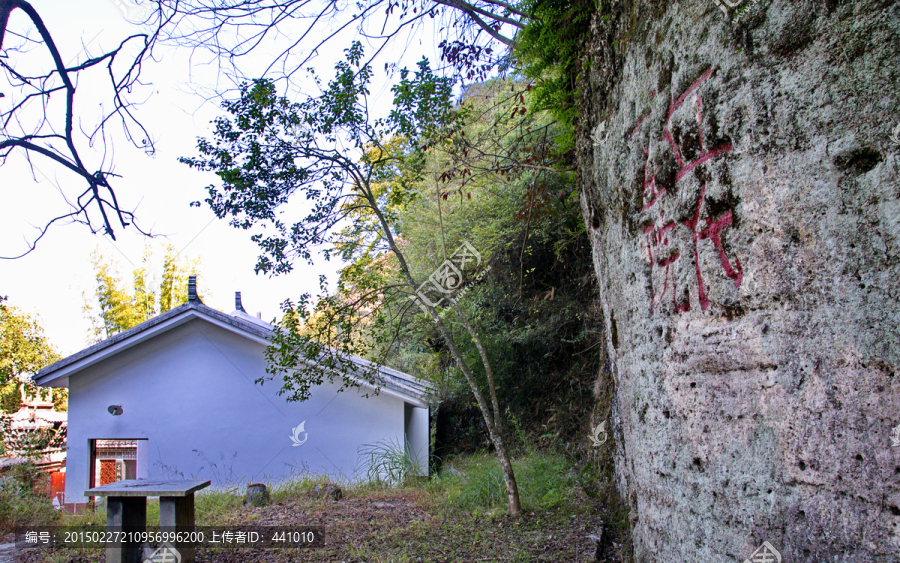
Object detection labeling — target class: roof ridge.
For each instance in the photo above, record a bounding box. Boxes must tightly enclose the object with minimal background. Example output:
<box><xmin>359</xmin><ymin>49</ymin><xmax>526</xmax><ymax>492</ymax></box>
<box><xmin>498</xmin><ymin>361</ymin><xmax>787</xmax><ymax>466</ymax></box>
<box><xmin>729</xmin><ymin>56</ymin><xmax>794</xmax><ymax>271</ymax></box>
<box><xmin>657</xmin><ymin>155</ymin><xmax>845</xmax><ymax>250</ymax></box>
<box><xmin>35</xmin><ymin>302</ymin><xmax>431</xmax><ymax>404</ymax></box>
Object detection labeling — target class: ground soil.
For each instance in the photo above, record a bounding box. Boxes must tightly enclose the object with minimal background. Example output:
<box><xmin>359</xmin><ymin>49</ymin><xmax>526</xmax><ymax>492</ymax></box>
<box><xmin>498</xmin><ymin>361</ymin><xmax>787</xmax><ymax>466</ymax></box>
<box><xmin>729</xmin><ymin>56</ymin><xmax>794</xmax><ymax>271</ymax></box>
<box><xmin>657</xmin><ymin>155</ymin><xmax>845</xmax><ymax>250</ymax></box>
<box><xmin>7</xmin><ymin>489</ymin><xmax>618</xmax><ymax>562</ymax></box>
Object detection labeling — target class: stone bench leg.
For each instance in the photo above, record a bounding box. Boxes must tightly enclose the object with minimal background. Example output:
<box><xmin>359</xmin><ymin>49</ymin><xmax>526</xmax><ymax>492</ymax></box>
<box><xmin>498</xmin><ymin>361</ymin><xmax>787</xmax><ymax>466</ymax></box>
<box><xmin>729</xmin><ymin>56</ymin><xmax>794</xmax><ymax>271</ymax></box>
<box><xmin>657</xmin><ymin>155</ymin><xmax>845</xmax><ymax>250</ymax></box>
<box><xmin>160</xmin><ymin>494</ymin><xmax>196</xmax><ymax>563</ymax></box>
<box><xmin>106</xmin><ymin>496</ymin><xmax>146</xmax><ymax>563</ymax></box>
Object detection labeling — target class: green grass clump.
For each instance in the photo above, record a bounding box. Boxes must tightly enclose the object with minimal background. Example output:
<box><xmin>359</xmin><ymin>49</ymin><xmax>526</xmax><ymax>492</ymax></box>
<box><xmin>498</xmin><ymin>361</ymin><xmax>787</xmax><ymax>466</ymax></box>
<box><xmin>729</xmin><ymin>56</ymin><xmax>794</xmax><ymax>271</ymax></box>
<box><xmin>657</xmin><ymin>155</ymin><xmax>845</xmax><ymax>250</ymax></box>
<box><xmin>268</xmin><ymin>475</ymin><xmax>322</xmax><ymax>504</ymax></box>
<box><xmin>515</xmin><ymin>453</ymin><xmax>574</xmax><ymax>509</ymax></box>
<box><xmin>359</xmin><ymin>438</ymin><xmax>425</xmax><ymax>488</ymax></box>
<box><xmin>193</xmin><ymin>487</ymin><xmax>244</xmax><ymax>524</ymax></box>
<box><xmin>429</xmin><ymin>451</ymin><xmax>575</xmax><ymax>514</ymax></box>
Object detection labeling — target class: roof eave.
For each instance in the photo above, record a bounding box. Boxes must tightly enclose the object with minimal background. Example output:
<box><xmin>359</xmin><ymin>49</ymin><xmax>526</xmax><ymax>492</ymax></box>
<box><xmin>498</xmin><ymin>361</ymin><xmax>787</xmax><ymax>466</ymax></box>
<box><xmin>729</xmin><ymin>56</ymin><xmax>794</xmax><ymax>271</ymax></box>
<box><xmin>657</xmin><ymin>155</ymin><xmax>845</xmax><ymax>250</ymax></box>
<box><xmin>34</xmin><ymin>303</ymin><xmax>270</xmax><ymax>387</ymax></box>
<box><xmin>34</xmin><ymin>302</ymin><xmax>432</xmax><ymax>406</ymax></box>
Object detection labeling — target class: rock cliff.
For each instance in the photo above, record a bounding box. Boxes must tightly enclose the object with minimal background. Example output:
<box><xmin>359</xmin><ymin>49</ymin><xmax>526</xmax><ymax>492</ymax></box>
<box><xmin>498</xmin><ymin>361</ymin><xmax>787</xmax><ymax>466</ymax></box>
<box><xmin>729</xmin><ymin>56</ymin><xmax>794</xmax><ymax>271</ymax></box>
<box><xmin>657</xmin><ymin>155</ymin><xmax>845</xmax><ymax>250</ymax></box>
<box><xmin>576</xmin><ymin>1</ymin><xmax>900</xmax><ymax>560</ymax></box>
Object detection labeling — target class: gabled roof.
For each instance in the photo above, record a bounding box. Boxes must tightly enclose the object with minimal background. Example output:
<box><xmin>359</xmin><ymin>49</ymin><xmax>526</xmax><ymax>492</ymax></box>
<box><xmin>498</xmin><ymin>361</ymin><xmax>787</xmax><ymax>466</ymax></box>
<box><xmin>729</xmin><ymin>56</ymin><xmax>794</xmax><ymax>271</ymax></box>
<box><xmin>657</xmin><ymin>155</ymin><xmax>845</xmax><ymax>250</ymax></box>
<box><xmin>34</xmin><ymin>301</ymin><xmax>431</xmax><ymax>407</ymax></box>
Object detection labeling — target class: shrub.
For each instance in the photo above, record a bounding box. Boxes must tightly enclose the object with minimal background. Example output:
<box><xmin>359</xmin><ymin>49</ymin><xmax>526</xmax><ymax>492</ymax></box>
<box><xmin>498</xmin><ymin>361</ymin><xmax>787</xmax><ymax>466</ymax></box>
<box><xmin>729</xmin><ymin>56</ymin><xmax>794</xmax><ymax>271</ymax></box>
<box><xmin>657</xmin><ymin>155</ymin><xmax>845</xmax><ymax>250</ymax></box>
<box><xmin>0</xmin><ymin>461</ymin><xmax>60</xmax><ymax>533</ymax></box>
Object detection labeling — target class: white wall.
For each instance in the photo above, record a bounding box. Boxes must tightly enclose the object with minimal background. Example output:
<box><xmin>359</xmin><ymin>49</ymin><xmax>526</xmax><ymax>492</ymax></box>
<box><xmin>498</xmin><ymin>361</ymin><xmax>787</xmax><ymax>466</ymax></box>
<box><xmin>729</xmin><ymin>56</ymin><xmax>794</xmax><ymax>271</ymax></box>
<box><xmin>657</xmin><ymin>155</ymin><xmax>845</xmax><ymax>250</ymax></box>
<box><xmin>404</xmin><ymin>404</ymin><xmax>429</xmax><ymax>477</ymax></box>
<box><xmin>66</xmin><ymin>318</ymin><xmax>411</xmax><ymax>502</ymax></box>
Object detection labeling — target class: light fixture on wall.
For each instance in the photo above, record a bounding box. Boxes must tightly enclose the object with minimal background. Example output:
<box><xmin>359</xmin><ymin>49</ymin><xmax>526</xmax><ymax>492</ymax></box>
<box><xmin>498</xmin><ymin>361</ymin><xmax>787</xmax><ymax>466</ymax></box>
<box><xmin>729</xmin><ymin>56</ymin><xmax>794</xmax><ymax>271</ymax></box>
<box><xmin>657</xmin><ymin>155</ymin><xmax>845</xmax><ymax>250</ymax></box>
<box><xmin>108</xmin><ymin>405</ymin><xmax>123</xmax><ymax>416</ymax></box>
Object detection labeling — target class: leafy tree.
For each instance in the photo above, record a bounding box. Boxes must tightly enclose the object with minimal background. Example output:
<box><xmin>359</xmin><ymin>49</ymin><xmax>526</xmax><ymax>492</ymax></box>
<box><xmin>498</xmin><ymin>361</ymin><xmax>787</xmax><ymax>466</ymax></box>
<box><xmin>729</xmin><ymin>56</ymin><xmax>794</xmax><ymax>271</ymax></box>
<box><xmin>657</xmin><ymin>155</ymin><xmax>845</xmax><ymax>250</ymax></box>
<box><xmin>514</xmin><ymin>0</ymin><xmax>596</xmax><ymax>138</ymax></box>
<box><xmin>403</xmin><ymin>78</ymin><xmax>574</xmax><ymax>291</ymax></box>
<box><xmin>0</xmin><ymin>297</ymin><xmax>62</xmax><ymax>414</ymax></box>
<box><xmin>83</xmin><ymin>245</ymin><xmax>204</xmax><ymax>341</ymax></box>
<box><xmin>348</xmin><ymin>78</ymin><xmax>599</xmax><ymax>459</ymax></box>
<box><xmin>181</xmin><ymin>44</ymin><xmax>525</xmax><ymax>514</ymax></box>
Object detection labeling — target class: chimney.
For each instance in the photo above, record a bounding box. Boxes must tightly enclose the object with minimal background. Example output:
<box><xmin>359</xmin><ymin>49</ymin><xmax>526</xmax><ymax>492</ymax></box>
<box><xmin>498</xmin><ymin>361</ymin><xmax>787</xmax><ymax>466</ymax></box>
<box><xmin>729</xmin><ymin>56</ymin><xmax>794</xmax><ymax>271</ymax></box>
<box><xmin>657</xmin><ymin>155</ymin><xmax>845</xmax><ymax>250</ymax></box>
<box><xmin>235</xmin><ymin>292</ymin><xmax>246</xmax><ymax>313</ymax></box>
<box><xmin>188</xmin><ymin>275</ymin><xmax>202</xmax><ymax>303</ymax></box>
<box><xmin>256</xmin><ymin>312</ymin><xmax>262</xmax><ymax>319</ymax></box>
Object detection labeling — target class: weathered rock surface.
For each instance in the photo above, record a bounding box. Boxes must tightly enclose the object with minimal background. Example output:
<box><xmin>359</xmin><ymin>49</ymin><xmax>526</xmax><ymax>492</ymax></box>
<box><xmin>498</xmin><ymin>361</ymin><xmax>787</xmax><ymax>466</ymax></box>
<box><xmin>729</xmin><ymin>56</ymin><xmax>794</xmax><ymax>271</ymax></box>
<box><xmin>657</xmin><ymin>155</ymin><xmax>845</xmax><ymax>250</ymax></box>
<box><xmin>245</xmin><ymin>482</ymin><xmax>269</xmax><ymax>507</ymax></box>
<box><xmin>309</xmin><ymin>482</ymin><xmax>343</xmax><ymax>501</ymax></box>
<box><xmin>577</xmin><ymin>1</ymin><xmax>900</xmax><ymax>561</ymax></box>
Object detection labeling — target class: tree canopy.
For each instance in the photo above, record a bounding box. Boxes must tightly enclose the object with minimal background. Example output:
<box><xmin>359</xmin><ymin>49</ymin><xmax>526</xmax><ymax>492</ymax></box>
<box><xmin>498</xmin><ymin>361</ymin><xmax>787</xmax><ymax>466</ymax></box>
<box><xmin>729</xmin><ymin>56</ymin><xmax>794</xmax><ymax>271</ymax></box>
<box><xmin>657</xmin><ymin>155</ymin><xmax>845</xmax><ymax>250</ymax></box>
<box><xmin>83</xmin><ymin>244</ymin><xmax>204</xmax><ymax>341</ymax></box>
<box><xmin>1</xmin><ymin>0</ymin><xmax>593</xmax><ymax>256</ymax></box>
<box><xmin>0</xmin><ymin>297</ymin><xmax>61</xmax><ymax>413</ymax></box>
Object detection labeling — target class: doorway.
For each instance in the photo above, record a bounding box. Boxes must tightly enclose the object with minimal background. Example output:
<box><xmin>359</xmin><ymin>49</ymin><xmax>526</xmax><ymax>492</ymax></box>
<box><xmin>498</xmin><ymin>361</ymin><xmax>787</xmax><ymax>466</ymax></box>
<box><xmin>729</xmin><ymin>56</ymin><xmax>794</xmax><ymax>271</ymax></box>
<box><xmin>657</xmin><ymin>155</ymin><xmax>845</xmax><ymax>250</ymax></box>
<box><xmin>88</xmin><ymin>439</ymin><xmax>146</xmax><ymax>488</ymax></box>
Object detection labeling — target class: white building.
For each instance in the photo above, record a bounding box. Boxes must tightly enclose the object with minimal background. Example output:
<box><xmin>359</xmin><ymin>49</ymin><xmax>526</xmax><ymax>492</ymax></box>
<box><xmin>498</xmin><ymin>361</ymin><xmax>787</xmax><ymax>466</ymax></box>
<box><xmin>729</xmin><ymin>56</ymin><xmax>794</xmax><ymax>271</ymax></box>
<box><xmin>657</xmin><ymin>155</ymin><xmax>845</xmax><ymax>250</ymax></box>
<box><xmin>34</xmin><ymin>279</ymin><xmax>431</xmax><ymax>506</ymax></box>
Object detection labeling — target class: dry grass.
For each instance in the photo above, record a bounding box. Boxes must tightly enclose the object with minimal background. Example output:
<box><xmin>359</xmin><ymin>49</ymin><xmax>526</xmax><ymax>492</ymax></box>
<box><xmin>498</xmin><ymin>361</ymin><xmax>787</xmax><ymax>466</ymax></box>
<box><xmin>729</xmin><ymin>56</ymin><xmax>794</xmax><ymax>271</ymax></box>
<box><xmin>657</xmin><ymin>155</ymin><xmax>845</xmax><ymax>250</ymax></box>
<box><xmin>9</xmin><ymin>452</ymin><xmax>619</xmax><ymax>562</ymax></box>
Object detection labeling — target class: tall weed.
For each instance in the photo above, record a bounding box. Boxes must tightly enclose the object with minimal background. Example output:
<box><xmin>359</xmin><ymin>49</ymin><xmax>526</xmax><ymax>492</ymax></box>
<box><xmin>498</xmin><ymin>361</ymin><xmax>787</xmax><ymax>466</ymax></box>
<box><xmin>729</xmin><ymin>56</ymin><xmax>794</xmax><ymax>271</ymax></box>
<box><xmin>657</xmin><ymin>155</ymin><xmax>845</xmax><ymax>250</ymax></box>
<box><xmin>431</xmin><ymin>451</ymin><xmax>575</xmax><ymax>513</ymax></box>
<box><xmin>359</xmin><ymin>438</ymin><xmax>424</xmax><ymax>487</ymax></box>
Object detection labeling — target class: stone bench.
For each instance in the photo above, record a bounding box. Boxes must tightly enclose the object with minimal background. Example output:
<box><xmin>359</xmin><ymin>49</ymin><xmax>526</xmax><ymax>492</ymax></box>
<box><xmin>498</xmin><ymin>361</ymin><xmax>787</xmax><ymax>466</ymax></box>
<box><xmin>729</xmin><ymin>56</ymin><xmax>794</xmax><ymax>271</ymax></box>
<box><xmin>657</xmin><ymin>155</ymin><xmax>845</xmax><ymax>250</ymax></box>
<box><xmin>86</xmin><ymin>479</ymin><xmax>210</xmax><ymax>563</ymax></box>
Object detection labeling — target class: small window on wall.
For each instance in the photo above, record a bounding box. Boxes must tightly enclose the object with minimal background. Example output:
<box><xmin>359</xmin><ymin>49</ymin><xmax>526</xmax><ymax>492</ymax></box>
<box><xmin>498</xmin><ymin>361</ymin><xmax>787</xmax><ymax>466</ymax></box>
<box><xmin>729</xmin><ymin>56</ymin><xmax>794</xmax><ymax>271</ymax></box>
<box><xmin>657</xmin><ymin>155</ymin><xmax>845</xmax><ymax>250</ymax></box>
<box><xmin>89</xmin><ymin>439</ymin><xmax>147</xmax><ymax>488</ymax></box>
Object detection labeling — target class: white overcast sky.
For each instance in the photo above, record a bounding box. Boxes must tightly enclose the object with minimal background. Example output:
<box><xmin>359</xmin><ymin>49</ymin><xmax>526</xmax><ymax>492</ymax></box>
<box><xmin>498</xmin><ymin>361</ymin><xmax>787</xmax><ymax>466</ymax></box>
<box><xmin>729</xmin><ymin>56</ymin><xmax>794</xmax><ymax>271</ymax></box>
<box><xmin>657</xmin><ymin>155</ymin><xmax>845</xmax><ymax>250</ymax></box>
<box><xmin>0</xmin><ymin>0</ymin><xmax>443</xmax><ymax>356</ymax></box>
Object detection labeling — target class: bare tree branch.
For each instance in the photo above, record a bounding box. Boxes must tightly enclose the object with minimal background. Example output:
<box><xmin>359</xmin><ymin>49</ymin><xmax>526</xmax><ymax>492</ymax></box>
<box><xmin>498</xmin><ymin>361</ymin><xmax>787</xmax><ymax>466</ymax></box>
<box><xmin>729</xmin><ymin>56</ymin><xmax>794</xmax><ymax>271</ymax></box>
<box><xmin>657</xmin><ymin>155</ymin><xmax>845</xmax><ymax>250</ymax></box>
<box><xmin>0</xmin><ymin>0</ymin><xmax>162</xmax><ymax>257</ymax></box>
<box><xmin>153</xmin><ymin>0</ymin><xmax>528</xmax><ymax>90</ymax></box>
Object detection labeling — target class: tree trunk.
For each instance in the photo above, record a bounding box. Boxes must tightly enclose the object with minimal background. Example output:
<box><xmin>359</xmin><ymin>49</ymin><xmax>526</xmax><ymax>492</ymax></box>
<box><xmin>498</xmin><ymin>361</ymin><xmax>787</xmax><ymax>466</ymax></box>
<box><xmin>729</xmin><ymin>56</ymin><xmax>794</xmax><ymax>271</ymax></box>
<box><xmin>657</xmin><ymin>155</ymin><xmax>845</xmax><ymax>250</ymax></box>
<box><xmin>429</xmin><ymin>311</ymin><xmax>523</xmax><ymax>516</ymax></box>
<box><xmin>370</xmin><ymin>182</ymin><xmax>524</xmax><ymax>516</ymax></box>
<box><xmin>488</xmin><ymin>426</ymin><xmax>521</xmax><ymax>516</ymax></box>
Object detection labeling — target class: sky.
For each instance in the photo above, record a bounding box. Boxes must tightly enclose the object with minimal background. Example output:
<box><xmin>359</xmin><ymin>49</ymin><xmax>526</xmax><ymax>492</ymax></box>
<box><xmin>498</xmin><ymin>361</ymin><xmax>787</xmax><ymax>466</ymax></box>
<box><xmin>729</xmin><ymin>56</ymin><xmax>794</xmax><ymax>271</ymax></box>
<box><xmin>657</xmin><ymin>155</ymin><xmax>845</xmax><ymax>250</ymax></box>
<box><xmin>0</xmin><ymin>0</ymin><xmax>443</xmax><ymax>356</ymax></box>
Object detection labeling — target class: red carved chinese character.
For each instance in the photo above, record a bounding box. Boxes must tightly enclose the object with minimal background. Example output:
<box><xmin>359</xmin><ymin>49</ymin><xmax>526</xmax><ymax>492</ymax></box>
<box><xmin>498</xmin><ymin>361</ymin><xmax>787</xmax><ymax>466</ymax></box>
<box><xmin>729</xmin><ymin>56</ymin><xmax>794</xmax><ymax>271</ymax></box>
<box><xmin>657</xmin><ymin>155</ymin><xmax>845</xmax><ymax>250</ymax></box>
<box><xmin>683</xmin><ymin>184</ymin><xmax>743</xmax><ymax>311</ymax></box>
<box><xmin>662</xmin><ymin>67</ymin><xmax>733</xmax><ymax>182</ymax></box>
<box><xmin>645</xmin><ymin>222</ymin><xmax>690</xmax><ymax>314</ymax></box>
<box><xmin>640</xmin><ymin>148</ymin><xmax>666</xmax><ymax>211</ymax></box>
<box><xmin>631</xmin><ymin>67</ymin><xmax>742</xmax><ymax>314</ymax></box>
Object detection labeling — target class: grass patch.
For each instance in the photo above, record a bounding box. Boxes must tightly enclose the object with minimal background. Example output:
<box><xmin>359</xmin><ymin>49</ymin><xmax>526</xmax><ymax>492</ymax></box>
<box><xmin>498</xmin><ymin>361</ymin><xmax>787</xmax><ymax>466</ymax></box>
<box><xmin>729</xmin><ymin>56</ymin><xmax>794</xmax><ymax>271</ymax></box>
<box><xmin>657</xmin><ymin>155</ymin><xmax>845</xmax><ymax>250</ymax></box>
<box><xmin>194</xmin><ymin>487</ymin><xmax>245</xmax><ymax>525</ymax></box>
<box><xmin>18</xmin><ymin>451</ymin><xmax>610</xmax><ymax>562</ymax></box>
<box><xmin>428</xmin><ymin>451</ymin><xmax>577</xmax><ymax>515</ymax></box>
<box><xmin>267</xmin><ymin>475</ymin><xmax>320</xmax><ymax>504</ymax></box>
<box><xmin>359</xmin><ymin>438</ymin><xmax>425</xmax><ymax>488</ymax></box>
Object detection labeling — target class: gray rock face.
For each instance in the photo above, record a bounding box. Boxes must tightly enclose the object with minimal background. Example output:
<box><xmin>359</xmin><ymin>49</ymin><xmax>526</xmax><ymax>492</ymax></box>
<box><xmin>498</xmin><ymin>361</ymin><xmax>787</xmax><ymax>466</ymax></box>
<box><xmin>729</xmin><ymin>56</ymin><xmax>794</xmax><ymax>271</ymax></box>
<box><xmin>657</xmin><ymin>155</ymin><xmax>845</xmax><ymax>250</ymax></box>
<box><xmin>245</xmin><ymin>482</ymin><xmax>269</xmax><ymax>507</ymax></box>
<box><xmin>308</xmin><ymin>482</ymin><xmax>342</xmax><ymax>501</ymax></box>
<box><xmin>576</xmin><ymin>1</ymin><xmax>900</xmax><ymax>561</ymax></box>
